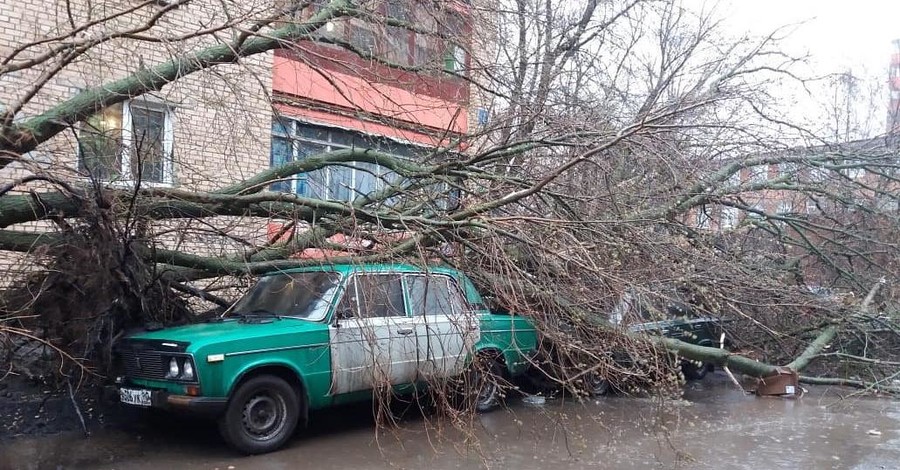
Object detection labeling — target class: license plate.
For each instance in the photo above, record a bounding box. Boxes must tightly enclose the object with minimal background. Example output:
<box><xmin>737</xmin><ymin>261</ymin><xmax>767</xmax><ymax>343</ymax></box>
<box><xmin>119</xmin><ymin>388</ymin><xmax>152</xmax><ymax>407</ymax></box>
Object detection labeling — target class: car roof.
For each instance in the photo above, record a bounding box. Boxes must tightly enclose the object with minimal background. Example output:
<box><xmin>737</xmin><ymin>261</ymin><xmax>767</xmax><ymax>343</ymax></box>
<box><xmin>265</xmin><ymin>263</ymin><xmax>462</xmax><ymax>277</ymax></box>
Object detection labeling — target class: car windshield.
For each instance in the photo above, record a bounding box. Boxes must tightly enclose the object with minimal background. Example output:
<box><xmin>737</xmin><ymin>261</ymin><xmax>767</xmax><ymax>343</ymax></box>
<box><xmin>228</xmin><ymin>272</ymin><xmax>342</xmax><ymax>321</ymax></box>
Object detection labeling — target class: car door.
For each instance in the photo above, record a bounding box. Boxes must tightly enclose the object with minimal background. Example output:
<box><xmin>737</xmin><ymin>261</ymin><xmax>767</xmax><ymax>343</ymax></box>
<box><xmin>406</xmin><ymin>274</ymin><xmax>479</xmax><ymax>380</ymax></box>
<box><xmin>329</xmin><ymin>273</ymin><xmax>419</xmax><ymax>395</ymax></box>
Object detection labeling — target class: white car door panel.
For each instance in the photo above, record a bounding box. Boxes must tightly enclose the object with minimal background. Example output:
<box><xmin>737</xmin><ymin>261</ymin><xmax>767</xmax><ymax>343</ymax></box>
<box><xmin>330</xmin><ymin>274</ymin><xmax>418</xmax><ymax>395</ymax></box>
<box><xmin>407</xmin><ymin>275</ymin><xmax>479</xmax><ymax>380</ymax></box>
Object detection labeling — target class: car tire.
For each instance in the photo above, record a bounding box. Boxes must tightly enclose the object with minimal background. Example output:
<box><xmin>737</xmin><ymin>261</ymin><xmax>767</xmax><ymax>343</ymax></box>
<box><xmin>681</xmin><ymin>361</ymin><xmax>708</xmax><ymax>381</ymax></box>
<box><xmin>473</xmin><ymin>358</ymin><xmax>505</xmax><ymax>412</ymax></box>
<box><xmin>452</xmin><ymin>355</ymin><xmax>505</xmax><ymax>413</ymax></box>
<box><xmin>219</xmin><ymin>375</ymin><xmax>301</xmax><ymax>454</ymax></box>
<box><xmin>585</xmin><ymin>372</ymin><xmax>611</xmax><ymax>396</ymax></box>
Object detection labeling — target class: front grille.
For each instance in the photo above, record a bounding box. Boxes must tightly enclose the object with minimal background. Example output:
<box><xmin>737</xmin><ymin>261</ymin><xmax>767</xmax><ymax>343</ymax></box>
<box><xmin>116</xmin><ymin>338</ymin><xmax>190</xmax><ymax>382</ymax></box>
<box><xmin>119</xmin><ymin>348</ymin><xmax>167</xmax><ymax>381</ymax></box>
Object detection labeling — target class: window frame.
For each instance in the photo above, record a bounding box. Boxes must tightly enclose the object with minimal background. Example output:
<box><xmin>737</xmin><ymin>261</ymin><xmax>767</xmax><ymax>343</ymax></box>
<box><xmin>694</xmin><ymin>205</ymin><xmax>711</xmax><ymax>229</ymax></box>
<box><xmin>720</xmin><ymin>206</ymin><xmax>739</xmax><ymax>230</ymax></box>
<box><xmin>271</xmin><ymin>118</ymin><xmax>426</xmax><ymax>202</ymax></box>
<box><xmin>776</xmin><ymin>200</ymin><xmax>794</xmax><ymax>215</ymax></box>
<box><xmin>335</xmin><ymin>272</ymin><xmax>407</xmax><ymax>320</ymax></box>
<box><xmin>747</xmin><ymin>165</ymin><xmax>769</xmax><ymax>184</ymax></box>
<box><xmin>78</xmin><ymin>99</ymin><xmax>175</xmax><ymax>186</ymax></box>
<box><xmin>403</xmin><ymin>273</ymin><xmax>469</xmax><ymax>317</ymax></box>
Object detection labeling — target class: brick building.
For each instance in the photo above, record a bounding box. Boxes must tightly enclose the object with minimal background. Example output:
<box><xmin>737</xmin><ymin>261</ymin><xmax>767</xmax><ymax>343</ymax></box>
<box><xmin>268</xmin><ymin>1</ymin><xmax>471</xmax><ymax>202</ymax></box>
<box><xmin>0</xmin><ymin>0</ymin><xmax>474</xmax><ymax>278</ymax></box>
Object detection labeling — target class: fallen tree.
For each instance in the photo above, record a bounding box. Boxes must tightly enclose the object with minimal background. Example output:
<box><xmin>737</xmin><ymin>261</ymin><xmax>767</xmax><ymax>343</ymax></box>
<box><xmin>0</xmin><ymin>0</ymin><xmax>898</xmax><ymax>400</ymax></box>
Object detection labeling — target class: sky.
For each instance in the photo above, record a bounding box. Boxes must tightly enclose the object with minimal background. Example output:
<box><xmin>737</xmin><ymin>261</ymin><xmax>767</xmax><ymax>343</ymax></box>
<box><xmin>684</xmin><ymin>0</ymin><xmax>900</xmax><ymax>138</ymax></box>
<box><xmin>708</xmin><ymin>0</ymin><xmax>900</xmax><ymax>75</ymax></box>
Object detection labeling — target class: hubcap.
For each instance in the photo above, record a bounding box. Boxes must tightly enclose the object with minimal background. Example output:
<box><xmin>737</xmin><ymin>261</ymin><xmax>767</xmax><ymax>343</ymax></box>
<box><xmin>242</xmin><ymin>393</ymin><xmax>286</xmax><ymax>440</ymax></box>
<box><xmin>589</xmin><ymin>374</ymin><xmax>609</xmax><ymax>395</ymax></box>
<box><xmin>475</xmin><ymin>372</ymin><xmax>498</xmax><ymax>407</ymax></box>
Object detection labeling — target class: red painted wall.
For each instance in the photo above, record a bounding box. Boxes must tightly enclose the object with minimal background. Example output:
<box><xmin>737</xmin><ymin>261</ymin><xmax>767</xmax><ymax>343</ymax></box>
<box><xmin>272</xmin><ymin>48</ymin><xmax>469</xmax><ymax>145</ymax></box>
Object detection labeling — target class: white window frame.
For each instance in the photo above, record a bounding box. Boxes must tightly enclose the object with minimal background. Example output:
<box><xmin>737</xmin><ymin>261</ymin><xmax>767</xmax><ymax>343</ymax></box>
<box><xmin>720</xmin><ymin>206</ymin><xmax>739</xmax><ymax>230</ymax></box>
<box><xmin>272</xmin><ymin>120</ymin><xmax>398</xmax><ymax>202</ymax></box>
<box><xmin>844</xmin><ymin>166</ymin><xmax>865</xmax><ymax>180</ymax></box>
<box><xmin>694</xmin><ymin>206</ymin><xmax>711</xmax><ymax>229</ymax></box>
<box><xmin>78</xmin><ymin>99</ymin><xmax>175</xmax><ymax>187</ymax></box>
<box><xmin>444</xmin><ymin>43</ymin><xmax>466</xmax><ymax>73</ymax></box>
<box><xmin>121</xmin><ymin>100</ymin><xmax>175</xmax><ymax>187</ymax></box>
<box><xmin>776</xmin><ymin>200</ymin><xmax>793</xmax><ymax>215</ymax></box>
<box><xmin>748</xmin><ymin>165</ymin><xmax>769</xmax><ymax>184</ymax></box>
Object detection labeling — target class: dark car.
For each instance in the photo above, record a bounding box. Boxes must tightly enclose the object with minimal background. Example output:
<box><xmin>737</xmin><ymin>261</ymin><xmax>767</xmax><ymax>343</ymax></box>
<box><xmin>610</xmin><ymin>288</ymin><xmax>732</xmax><ymax>380</ymax></box>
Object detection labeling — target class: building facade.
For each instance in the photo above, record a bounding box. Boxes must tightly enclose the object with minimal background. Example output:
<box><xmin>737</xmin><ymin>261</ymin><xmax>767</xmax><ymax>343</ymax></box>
<box><xmin>889</xmin><ymin>39</ymin><xmax>900</xmax><ymax>134</ymax></box>
<box><xmin>269</xmin><ymin>1</ymin><xmax>471</xmax><ymax>202</ymax></box>
<box><xmin>0</xmin><ymin>0</ymin><xmax>475</xmax><ymax>280</ymax></box>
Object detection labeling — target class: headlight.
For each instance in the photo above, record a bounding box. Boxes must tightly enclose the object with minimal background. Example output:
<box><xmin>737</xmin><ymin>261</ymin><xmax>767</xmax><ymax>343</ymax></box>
<box><xmin>181</xmin><ymin>359</ymin><xmax>194</xmax><ymax>380</ymax></box>
<box><xmin>167</xmin><ymin>357</ymin><xmax>180</xmax><ymax>378</ymax></box>
<box><xmin>164</xmin><ymin>356</ymin><xmax>196</xmax><ymax>381</ymax></box>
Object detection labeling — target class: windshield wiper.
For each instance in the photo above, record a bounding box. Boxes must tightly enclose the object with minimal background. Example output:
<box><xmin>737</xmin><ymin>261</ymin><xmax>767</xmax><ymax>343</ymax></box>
<box><xmin>234</xmin><ymin>309</ymin><xmax>282</xmax><ymax>323</ymax></box>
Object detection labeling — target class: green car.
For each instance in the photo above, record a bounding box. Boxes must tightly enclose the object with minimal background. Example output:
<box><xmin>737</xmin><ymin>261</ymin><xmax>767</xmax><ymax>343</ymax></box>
<box><xmin>114</xmin><ymin>264</ymin><xmax>538</xmax><ymax>454</ymax></box>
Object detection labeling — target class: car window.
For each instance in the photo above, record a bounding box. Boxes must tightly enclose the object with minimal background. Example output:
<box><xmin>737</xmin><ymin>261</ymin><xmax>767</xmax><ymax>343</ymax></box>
<box><xmin>336</xmin><ymin>274</ymin><xmax>406</xmax><ymax>319</ymax></box>
<box><xmin>407</xmin><ymin>275</ymin><xmax>467</xmax><ymax>316</ymax></box>
<box><xmin>229</xmin><ymin>272</ymin><xmax>341</xmax><ymax>320</ymax></box>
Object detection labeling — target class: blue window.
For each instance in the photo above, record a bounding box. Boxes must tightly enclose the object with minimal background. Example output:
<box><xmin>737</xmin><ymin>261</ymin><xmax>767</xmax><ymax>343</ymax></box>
<box><xmin>269</xmin><ymin>118</ymin><xmax>419</xmax><ymax>202</ymax></box>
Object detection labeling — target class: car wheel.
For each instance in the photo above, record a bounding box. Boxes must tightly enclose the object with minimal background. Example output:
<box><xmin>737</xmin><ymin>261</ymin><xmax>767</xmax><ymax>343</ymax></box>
<box><xmin>681</xmin><ymin>361</ymin><xmax>708</xmax><ymax>381</ymax></box>
<box><xmin>473</xmin><ymin>359</ymin><xmax>505</xmax><ymax>412</ymax></box>
<box><xmin>219</xmin><ymin>375</ymin><xmax>301</xmax><ymax>454</ymax></box>
<box><xmin>585</xmin><ymin>371</ymin><xmax>611</xmax><ymax>396</ymax></box>
<box><xmin>453</xmin><ymin>356</ymin><xmax>505</xmax><ymax>413</ymax></box>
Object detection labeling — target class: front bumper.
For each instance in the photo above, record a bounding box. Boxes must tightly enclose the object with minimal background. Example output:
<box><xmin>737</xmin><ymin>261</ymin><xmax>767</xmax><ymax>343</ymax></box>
<box><xmin>117</xmin><ymin>387</ymin><xmax>227</xmax><ymax>417</ymax></box>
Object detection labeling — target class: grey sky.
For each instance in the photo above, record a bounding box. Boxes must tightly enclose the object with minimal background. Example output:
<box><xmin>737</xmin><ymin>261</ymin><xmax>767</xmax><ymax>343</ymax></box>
<box><xmin>685</xmin><ymin>0</ymin><xmax>900</xmax><ymax>138</ymax></box>
<box><xmin>710</xmin><ymin>0</ymin><xmax>900</xmax><ymax>75</ymax></box>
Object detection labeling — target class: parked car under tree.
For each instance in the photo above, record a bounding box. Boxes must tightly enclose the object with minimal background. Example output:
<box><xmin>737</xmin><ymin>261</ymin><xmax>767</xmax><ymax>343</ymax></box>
<box><xmin>114</xmin><ymin>264</ymin><xmax>539</xmax><ymax>454</ymax></box>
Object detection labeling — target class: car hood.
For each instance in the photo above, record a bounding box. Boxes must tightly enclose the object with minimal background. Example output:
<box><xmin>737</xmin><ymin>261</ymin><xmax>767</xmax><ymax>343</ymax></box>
<box><xmin>125</xmin><ymin>318</ymin><xmax>327</xmax><ymax>351</ymax></box>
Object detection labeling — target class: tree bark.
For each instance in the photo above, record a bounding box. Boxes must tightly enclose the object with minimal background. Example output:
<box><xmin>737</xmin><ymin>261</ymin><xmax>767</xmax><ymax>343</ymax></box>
<box><xmin>655</xmin><ymin>336</ymin><xmax>779</xmax><ymax>377</ymax></box>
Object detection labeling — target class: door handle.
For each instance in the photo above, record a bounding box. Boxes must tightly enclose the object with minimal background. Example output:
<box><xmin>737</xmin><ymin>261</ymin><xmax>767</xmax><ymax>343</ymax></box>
<box><xmin>397</xmin><ymin>328</ymin><xmax>414</xmax><ymax>335</ymax></box>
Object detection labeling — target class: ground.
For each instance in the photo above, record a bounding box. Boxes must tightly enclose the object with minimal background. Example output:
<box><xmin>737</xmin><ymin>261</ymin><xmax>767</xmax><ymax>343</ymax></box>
<box><xmin>0</xmin><ymin>377</ymin><xmax>130</xmax><ymax>439</ymax></box>
<box><xmin>1</xmin><ymin>374</ymin><xmax>899</xmax><ymax>469</ymax></box>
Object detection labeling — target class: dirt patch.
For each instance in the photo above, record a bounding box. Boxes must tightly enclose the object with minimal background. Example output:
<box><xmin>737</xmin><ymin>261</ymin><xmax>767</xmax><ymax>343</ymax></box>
<box><xmin>0</xmin><ymin>377</ymin><xmax>133</xmax><ymax>440</ymax></box>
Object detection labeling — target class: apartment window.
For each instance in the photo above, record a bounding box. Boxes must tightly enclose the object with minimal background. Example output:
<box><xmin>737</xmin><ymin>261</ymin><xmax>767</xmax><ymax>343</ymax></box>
<box><xmin>694</xmin><ymin>206</ymin><xmax>711</xmax><ymax>229</ymax></box>
<box><xmin>384</xmin><ymin>25</ymin><xmax>410</xmax><ymax>64</ymax></box>
<box><xmin>443</xmin><ymin>43</ymin><xmax>466</xmax><ymax>73</ymax></box>
<box><xmin>381</xmin><ymin>0</ymin><xmax>414</xmax><ymax>65</ymax></box>
<box><xmin>878</xmin><ymin>196</ymin><xmax>899</xmax><ymax>214</ymax></box>
<box><xmin>748</xmin><ymin>165</ymin><xmax>768</xmax><ymax>184</ymax></box>
<box><xmin>385</xmin><ymin>0</ymin><xmax>411</xmax><ymax>25</ymax></box>
<box><xmin>413</xmin><ymin>33</ymin><xmax>439</xmax><ymax>67</ymax></box>
<box><xmin>746</xmin><ymin>200</ymin><xmax>766</xmax><ymax>219</ymax></box>
<box><xmin>807</xmin><ymin>162</ymin><xmax>829</xmax><ymax>182</ymax></box>
<box><xmin>776</xmin><ymin>200</ymin><xmax>794</xmax><ymax>215</ymax></box>
<box><xmin>441</xmin><ymin>11</ymin><xmax>466</xmax><ymax>72</ymax></box>
<box><xmin>372</xmin><ymin>1</ymin><xmax>465</xmax><ymax>74</ymax></box>
<box><xmin>805</xmin><ymin>198</ymin><xmax>818</xmax><ymax>214</ymax></box>
<box><xmin>844</xmin><ymin>166</ymin><xmax>865</xmax><ymax>179</ymax></box>
<box><xmin>349</xmin><ymin>19</ymin><xmax>377</xmax><ymax>54</ymax></box>
<box><xmin>78</xmin><ymin>100</ymin><xmax>173</xmax><ymax>184</ymax></box>
<box><xmin>726</xmin><ymin>171</ymin><xmax>741</xmax><ymax>187</ymax></box>
<box><xmin>271</xmin><ymin>119</ymin><xmax>424</xmax><ymax>202</ymax></box>
<box><xmin>720</xmin><ymin>206</ymin><xmax>739</xmax><ymax>230</ymax></box>
<box><xmin>778</xmin><ymin>162</ymin><xmax>800</xmax><ymax>178</ymax></box>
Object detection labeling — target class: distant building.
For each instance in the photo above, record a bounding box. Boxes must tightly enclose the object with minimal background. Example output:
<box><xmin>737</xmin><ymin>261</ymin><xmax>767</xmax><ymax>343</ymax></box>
<box><xmin>889</xmin><ymin>39</ymin><xmax>900</xmax><ymax>134</ymax></box>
